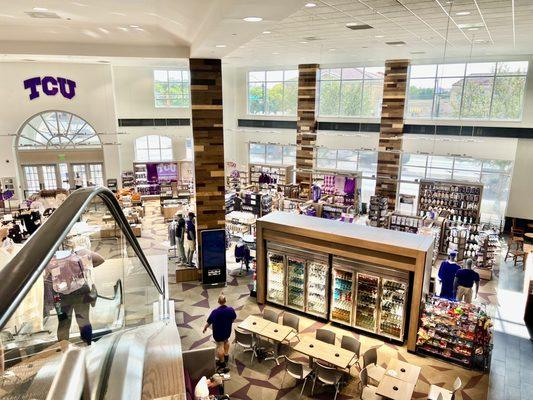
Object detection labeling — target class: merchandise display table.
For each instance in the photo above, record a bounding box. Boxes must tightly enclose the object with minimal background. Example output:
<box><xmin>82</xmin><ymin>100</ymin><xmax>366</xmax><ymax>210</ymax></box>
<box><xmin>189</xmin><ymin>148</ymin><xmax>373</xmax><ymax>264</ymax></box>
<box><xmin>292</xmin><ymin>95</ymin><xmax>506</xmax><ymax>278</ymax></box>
<box><xmin>386</xmin><ymin>358</ymin><xmax>421</xmax><ymax>384</ymax></box>
<box><xmin>292</xmin><ymin>336</ymin><xmax>356</xmax><ymax>369</ymax></box>
<box><xmin>376</xmin><ymin>374</ymin><xmax>415</xmax><ymax>400</ymax></box>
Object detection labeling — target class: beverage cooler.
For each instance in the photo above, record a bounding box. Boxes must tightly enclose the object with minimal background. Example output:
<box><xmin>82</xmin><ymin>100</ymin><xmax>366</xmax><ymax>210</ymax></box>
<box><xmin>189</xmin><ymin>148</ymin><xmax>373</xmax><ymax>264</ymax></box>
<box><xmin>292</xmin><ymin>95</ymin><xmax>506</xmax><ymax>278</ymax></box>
<box><xmin>331</xmin><ymin>257</ymin><xmax>409</xmax><ymax>341</ymax></box>
<box><xmin>266</xmin><ymin>243</ymin><xmax>329</xmax><ymax>318</ymax></box>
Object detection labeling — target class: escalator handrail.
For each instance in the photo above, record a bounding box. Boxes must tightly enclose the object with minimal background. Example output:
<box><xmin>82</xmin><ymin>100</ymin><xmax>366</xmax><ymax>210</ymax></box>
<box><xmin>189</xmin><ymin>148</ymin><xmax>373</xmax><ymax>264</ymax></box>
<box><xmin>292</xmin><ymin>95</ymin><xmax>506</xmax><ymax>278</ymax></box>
<box><xmin>0</xmin><ymin>187</ymin><xmax>164</xmax><ymax>329</ymax></box>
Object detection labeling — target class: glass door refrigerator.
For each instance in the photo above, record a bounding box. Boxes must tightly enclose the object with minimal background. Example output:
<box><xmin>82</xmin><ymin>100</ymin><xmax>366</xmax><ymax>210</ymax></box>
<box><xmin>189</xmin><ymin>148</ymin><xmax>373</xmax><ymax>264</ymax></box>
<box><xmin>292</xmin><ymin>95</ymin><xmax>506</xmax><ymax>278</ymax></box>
<box><xmin>306</xmin><ymin>257</ymin><xmax>329</xmax><ymax>318</ymax></box>
<box><xmin>286</xmin><ymin>254</ymin><xmax>306</xmax><ymax>311</ymax></box>
<box><xmin>378</xmin><ymin>276</ymin><xmax>409</xmax><ymax>340</ymax></box>
<box><xmin>330</xmin><ymin>265</ymin><xmax>355</xmax><ymax>325</ymax></box>
<box><xmin>354</xmin><ymin>272</ymin><xmax>380</xmax><ymax>333</ymax></box>
<box><xmin>266</xmin><ymin>250</ymin><xmax>285</xmax><ymax>306</ymax></box>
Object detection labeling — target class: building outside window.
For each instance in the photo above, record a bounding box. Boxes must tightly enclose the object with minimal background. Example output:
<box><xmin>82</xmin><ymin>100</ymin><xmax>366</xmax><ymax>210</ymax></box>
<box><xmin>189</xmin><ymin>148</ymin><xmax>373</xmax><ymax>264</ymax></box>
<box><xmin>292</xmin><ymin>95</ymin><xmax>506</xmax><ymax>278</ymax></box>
<box><xmin>247</xmin><ymin>70</ymin><xmax>298</xmax><ymax>115</ymax></box>
<box><xmin>406</xmin><ymin>61</ymin><xmax>528</xmax><ymax>121</ymax></box>
<box><xmin>248</xmin><ymin>143</ymin><xmax>296</xmax><ymax>165</ymax></box>
<box><xmin>135</xmin><ymin>135</ymin><xmax>173</xmax><ymax>162</ymax></box>
<box><xmin>398</xmin><ymin>153</ymin><xmax>513</xmax><ymax>224</ymax></box>
<box><xmin>154</xmin><ymin>69</ymin><xmax>190</xmax><ymax>108</ymax></box>
<box><xmin>318</xmin><ymin>67</ymin><xmax>385</xmax><ymax>118</ymax></box>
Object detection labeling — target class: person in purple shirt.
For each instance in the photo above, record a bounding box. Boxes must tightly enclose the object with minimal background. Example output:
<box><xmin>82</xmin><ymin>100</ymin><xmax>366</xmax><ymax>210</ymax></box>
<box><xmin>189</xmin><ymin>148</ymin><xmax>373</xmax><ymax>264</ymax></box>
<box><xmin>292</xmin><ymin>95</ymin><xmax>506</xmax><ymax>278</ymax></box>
<box><xmin>203</xmin><ymin>294</ymin><xmax>237</xmax><ymax>371</ymax></box>
<box><xmin>438</xmin><ymin>251</ymin><xmax>461</xmax><ymax>299</ymax></box>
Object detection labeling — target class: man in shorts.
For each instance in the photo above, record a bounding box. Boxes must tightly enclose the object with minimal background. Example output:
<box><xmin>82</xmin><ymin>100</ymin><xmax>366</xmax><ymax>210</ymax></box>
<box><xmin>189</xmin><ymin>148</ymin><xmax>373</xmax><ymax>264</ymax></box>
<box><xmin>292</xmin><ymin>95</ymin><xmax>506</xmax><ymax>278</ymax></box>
<box><xmin>203</xmin><ymin>294</ymin><xmax>237</xmax><ymax>372</ymax></box>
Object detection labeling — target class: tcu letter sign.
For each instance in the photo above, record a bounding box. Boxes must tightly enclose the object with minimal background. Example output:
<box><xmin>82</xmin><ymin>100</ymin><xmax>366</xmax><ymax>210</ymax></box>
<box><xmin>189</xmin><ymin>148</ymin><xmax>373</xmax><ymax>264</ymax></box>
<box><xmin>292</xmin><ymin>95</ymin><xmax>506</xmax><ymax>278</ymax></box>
<box><xmin>23</xmin><ymin>76</ymin><xmax>76</xmax><ymax>100</ymax></box>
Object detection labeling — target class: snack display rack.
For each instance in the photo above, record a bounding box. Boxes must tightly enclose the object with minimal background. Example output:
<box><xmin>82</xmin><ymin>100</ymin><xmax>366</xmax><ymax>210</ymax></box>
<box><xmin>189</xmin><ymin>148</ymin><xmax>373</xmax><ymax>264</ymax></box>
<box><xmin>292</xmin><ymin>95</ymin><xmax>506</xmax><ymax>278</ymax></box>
<box><xmin>416</xmin><ymin>295</ymin><xmax>493</xmax><ymax>370</ymax></box>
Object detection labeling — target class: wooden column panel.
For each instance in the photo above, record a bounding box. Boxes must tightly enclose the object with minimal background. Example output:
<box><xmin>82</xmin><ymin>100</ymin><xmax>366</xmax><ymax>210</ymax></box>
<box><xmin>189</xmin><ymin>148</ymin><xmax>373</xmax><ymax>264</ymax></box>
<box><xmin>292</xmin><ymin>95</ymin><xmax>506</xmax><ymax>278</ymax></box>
<box><xmin>189</xmin><ymin>58</ymin><xmax>225</xmax><ymax>236</ymax></box>
<box><xmin>296</xmin><ymin>64</ymin><xmax>319</xmax><ymax>187</ymax></box>
<box><xmin>376</xmin><ymin>60</ymin><xmax>409</xmax><ymax>210</ymax></box>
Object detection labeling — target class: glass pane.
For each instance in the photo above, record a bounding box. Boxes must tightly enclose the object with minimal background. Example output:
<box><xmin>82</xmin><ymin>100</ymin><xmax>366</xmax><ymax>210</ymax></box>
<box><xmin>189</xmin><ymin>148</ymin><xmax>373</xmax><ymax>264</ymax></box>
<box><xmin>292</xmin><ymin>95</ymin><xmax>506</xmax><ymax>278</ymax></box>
<box><xmin>24</xmin><ymin>166</ymin><xmax>40</xmax><ymax>193</ymax></box>
<box><xmin>428</xmin><ymin>155</ymin><xmax>454</xmax><ymax>169</ymax></box>
<box><xmin>362</xmin><ymin>80</ymin><xmax>383</xmax><ymax>117</ymax></box>
<box><xmin>340</xmin><ymin>80</ymin><xmax>363</xmax><ymax>116</ymax></box>
<box><xmin>453</xmin><ymin>170</ymin><xmax>481</xmax><ymax>182</ymax></box>
<box><xmin>337</xmin><ymin>161</ymin><xmax>357</xmax><ymax>171</ymax></box>
<box><xmin>168</xmin><ymin>70</ymin><xmax>182</xmax><ymax>82</ymax></box>
<box><xmin>480</xmin><ymin>172</ymin><xmax>511</xmax><ymax>224</ymax></box>
<box><xmin>319</xmin><ymin>81</ymin><xmax>341</xmax><ymax>116</ymax></box>
<box><xmin>160</xmin><ymin>136</ymin><xmax>172</xmax><ymax>148</ymax></box>
<box><xmin>466</xmin><ymin>62</ymin><xmax>496</xmax><ymax>76</ymax></box>
<box><xmin>317</xmin><ymin>148</ymin><xmax>337</xmax><ymax>159</ymax></box>
<box><xmin>437</xmin><ymin>63</ymin><xmax>466</xmax><ymax>77</ymax></box>
<box><xmin>266</xmin><ymin>145</ymin><xmax>283</xmax><ymax>164</ymax></box>
<box><xmin>461</xmin><ymin>76</ymin><xmax>494</xmax><ymax>119</ymax></box>
<box><xmin>154</xmin><ymin>82</ymin><xmax>168</xmax><ymax>96</ymax></box>
<box><xmin>398</xmin><ymin>182</ymin><xmax>419</xmax><ymax>215</ymax></box>
<box><xmin>427</xmin><ymin>167</ymin><xmax>452</xmax><ymax>180</ymax></box>
<box><xmin>59</xmin><ymin>163</ymin><xmax>70</xmax><ymax>190</ymax></box>
<box><xmin>249</xmin><ymin>71</ymin><xmax>265</xmax><ymax>82</ymax></box>
<box><xmin>410</xmin><ymin>64</ymin><xmax>437</xmax><ymax>78</ymax></box>
<box><xmin>320</xmin><ymin>68</ymin><xmax>341</xmax><ymax>80</ymax></box>
<box><xmin>284</xmin><ymin>70</ymin><xmax>298</xmax><ymax>81</ymax></box>
<box><xmin>454</xmin><ymin>157</ymin><xmax>482</xmax><ymax>171</ymax></box>
<box><xmin>148</xmin><ymin>149</ymin><xmax>160</xmax><ymax>161</ymax></box>
<box><xmin>42</xmin><ymin>165</ymin><xmax>57</xmax><ymax>190</ymax></box>
<box><xmin>337</xmin><ymin>149</ymin><xmax>358</xmax><ymax>161</ymax></box>
<box><xmin>168</xmin><ymin>82</ymin><xmax>183</xmax><ymax>97</ymax></box>
<box><xmin>250</xmin><ymin>153</ymin><xmax>265</xmax><ymax>164</ymax></box>
<box><xmin>401</xmin><ymin>166</ymin><xmax>426</xmax><ymax>182</ymax></box>
<box><xmin>482</xmin><ymin>159</ymin><xmax>512</xmax><ymax>173</ymax></box>
<box><xmin>283</xmin><ymin>81</ymin><xmax>298</xmax><ymax>115</ymax></box>
<box><xmin>317</xmin><ymin>158</ymin><xmax>336</xmax><ymax>169</ymax></box>
<box><xmin>407</xmin><ymin>78</ymin><xmax>434</xmax><ymax>118</ymax></box>
<box><xmin>250</xmin><ymin>143</ymin><xmax>266</xmax><ymax>154</ymax></box>
<box><xmin>358</xmin><ymin>151</ymin><xmax>378</xmax><ymax>178</ymax></box>
<box><xmin>148</xmin><ymin>135</ymin><xmax>160</xmax><ymax>148</ymax></box>
<box><xmin>342</xmin><ymin>67</ymin><xmax>364</xmax><ymax>80</ymax></box>
<box><xmin>364</xmin><ymin>67</ymin><xmax>385</xmax><ymax>79</ymax></box>
<box><xmin>154</xmin><ymin>70</ymin><xmax>167</xmax><ymax>82</ymax></box>
<box><xmin>490</xmin><ymin>76</ymin><xmax>526</xmax><ymax>120</ymax></box>
<box><xmin>497</xmin><ymin>61</ymin><xmax>528</xmax><ymax>75</ymax></box>
<box><xmin>161</xmin><ymin>148</ymin><xmax>173</xmax><ymax>161</ymax></box>
<box><xmin>283</xmin><ymin>146</ymin><xmax>296</xmax><ymax>157</ymax></box>
<box><xmin>402</xmin><ymin>153</ymin><xmax>427</xmax><ymax>167</ymax></box>
<box><xmin>248</xmin><ymin>82</ymin><xmax>265</xmax><ymax>114</ymax></box>
<box><xmin>283</xmin><ymin>156</ymin><xmax>296</xmax><ymax>166</ymax></box>
<box><xmin>136</xmin><ymin>149</ymin><xmax>148</xmax><ymax>162</ymax></box>
<box><xmin>182</xmin><ymin>70</ymin><xmax>190</xmax><ymax>82</ymax></box>
<box><xmin>266</xmin><ymin>70</ymin><xmax>284</xmax><ymax>82</ymax></box>
<box><xmin>434</xmin><ymin>77</ymin><xmax>462</xmax><ymax>118</ymax></box>
<box><xmin>361</xmin><ymin>178</ymin><xmax>376</xmax><ymax>206</ymax></box>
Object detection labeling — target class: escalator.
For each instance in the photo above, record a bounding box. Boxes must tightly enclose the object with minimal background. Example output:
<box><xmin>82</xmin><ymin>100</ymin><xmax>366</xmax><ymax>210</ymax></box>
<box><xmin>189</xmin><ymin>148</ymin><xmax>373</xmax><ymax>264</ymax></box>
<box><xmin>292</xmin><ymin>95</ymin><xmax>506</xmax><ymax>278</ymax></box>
<box><xmin>0</xmin><ymin>187</ymin><xmax>186</xmax><ymax>399</ymax></box>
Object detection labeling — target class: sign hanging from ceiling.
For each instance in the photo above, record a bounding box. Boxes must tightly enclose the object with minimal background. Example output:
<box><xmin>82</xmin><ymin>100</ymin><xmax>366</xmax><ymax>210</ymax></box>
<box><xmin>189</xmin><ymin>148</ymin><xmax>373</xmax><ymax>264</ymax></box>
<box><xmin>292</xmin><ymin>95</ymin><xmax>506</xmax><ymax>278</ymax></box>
<box><xmin>23</xmin><ymin>76</ymin><xmax>76</xmax><ymax>100</ymax></box>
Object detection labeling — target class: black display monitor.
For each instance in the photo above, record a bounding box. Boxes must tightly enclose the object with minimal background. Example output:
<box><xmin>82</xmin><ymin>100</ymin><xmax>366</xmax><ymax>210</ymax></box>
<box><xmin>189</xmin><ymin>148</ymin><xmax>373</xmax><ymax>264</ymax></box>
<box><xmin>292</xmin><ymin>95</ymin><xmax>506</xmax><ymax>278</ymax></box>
<box><xmin>201</xmin><ymin>229</ymin><xmax>227</xmax><ymax>285</ymax></box>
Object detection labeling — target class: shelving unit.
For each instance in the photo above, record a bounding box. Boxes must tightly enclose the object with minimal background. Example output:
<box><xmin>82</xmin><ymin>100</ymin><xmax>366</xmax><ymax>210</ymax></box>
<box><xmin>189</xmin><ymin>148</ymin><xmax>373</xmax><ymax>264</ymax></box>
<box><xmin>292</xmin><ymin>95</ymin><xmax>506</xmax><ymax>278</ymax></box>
<box><xmin>331</xmin><ymin>268</ymin><xmax>354</xmax><ymax>324</ymax></box>
<box><xmin>249</xmin><ymin>164</ymin><xmax>294</xmax><ymax>186</ymax></box>
<box><xmin>368</xmin><ymin>195</ymin><xmax>389</xmax><ymax>228</ymax></box>
<box><xmin>418</xmin><ymin>179</ymin><xmax>483</xmax><ymax>224</ymax></box>
<box><xmin>121</xmin><ymin>171</ymin><xmax>135</xmax><ymax>189</ymax></box>
<box><xmin>417</xmin><ymin>295</ymin><xmax>493</xmax><ymax>370</ymax></box>
<box><xmin>241</xmin><ymin>192</ymin><xmax>272</xmax><ymax>217</ymax></box>
<box><xmin>266</xmin><ymin>251</ymin><xmax>285</xmax><ymax>306</ymax></box>
<box><xmin>286</xmin><ymin>255</ymin><xmax>305</xmax><ymax>311</ymax></box>
<box><xmin>379</xmin><ymin>279</ymin><xmax>407</xmax><ymax>339</ymax></box>
<box><xmin>388</xmin><ymin>212</ymin><xmax>424</xmax><ymax>234</ymax></box>
<box><xmin>307</xmin><ymin>260</ymin><xmax>329</xmax><ymax>318</ymax></box>
<box><xmin>355</xmin><ymin>273</ymin><xmax>379</xmax><ymax>333</ymax></box>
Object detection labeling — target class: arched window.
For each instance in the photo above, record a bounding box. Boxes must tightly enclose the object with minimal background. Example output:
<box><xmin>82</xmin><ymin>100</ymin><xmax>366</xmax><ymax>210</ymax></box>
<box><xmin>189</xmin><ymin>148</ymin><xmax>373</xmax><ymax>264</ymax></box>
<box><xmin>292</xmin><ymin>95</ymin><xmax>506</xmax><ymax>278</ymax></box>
<box><xmin>135</xmin><ymin>135</ymin><xmax>173</xmax><ymax>162</ymax></box>
<box><xmin>18</xmin><ymin>111</ymin><xmax>100</xmax><ymax>150</ymax></box>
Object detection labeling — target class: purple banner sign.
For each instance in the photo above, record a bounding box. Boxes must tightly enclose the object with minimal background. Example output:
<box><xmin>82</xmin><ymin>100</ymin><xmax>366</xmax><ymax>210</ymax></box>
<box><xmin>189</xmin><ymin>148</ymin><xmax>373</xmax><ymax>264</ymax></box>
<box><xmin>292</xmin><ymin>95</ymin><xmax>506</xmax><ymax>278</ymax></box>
<box><xmin>23</xmin><ymin>76</ymin><xmax>76</xmax><ymax>100</ymax></box>
<box><xmin>156</xmin><ymin>162</ymin><xmax>178</xmax><ymax>182</ymax></box>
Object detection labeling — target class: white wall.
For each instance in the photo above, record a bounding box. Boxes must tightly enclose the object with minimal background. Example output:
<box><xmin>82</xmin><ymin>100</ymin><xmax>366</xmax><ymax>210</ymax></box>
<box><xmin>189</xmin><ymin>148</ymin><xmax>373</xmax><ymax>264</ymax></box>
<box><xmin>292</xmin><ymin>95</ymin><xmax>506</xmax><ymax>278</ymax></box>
<box><xmin>507</xmin><ymin>139</ymin><xmax>533</xmax><ymax>219</ymax></box>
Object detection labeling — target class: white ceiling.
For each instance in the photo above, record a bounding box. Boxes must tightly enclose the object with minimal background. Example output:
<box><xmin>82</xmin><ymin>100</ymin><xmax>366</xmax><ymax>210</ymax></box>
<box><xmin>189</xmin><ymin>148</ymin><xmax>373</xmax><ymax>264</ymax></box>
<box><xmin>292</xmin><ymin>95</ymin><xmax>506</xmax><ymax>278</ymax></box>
<box><xmin>225</xmin><ymin>0</ymin><xmax>533</xmax><ymax>67</ymax></box>
<box><xmin>0</xmin><ymin>0</ymin><xmax>532</xmax><ymax>66</ymax></box>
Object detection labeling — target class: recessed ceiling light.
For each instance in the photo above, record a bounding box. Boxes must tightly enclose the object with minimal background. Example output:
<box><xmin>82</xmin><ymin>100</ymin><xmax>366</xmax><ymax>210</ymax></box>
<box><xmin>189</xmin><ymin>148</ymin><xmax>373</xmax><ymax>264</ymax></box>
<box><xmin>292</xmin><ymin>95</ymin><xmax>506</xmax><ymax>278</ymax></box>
<box><xmin>243</xmin><ymin>16</ymin><xmax>262</xmax><ymax>22</ymax></box>
<box><xmin>215</xmin><ymin>44</ymin><xmax>227</xmax><ymax>48</ymax></box>
<box><xmin>33</xmin><ymin>7</ymin><xmax>48</xmax><ymax>12</ymax></box>
<box><xmin>239</xmin><ymin>45</ymin><xmax>245</xmax><ymax>48</ymax></box>
<box><xmin>375</xmin><ymin>35</ymin><xmax>385</xmax><ymax>38</ymax></box>
<box><xmin>456</xmin><ymin>11</ymin><xmax>471</xmax><ymax>16</ymax></box>
<box><xmin>329</xmin><ymin>48</ymin><xmax>336</xmax><ymax>51</ymax></box>
<box><xmin>272</xmin><ymin>52</ymin><xmax>280</xmax><ymax>55</ymax></box>
<box><xmin>262</xmin><ymin>30</ymin><xmax>271</xmax><ymax>34</ymax></box>
<box><xmin>299</xmin><ymin>41</ymin><xmax>308</xmax><ymax>44</ymax></box>
<box><xmin>467</xmin><ymin>27</ymin><xmax>479</xmax><ymax>31</ymax></box>
<box><xmin>98</xmin><ymin>27</ymin><xmax>110</xmax><ymax>34</ymax></box>
<box><xmin>305</xmin><ymin>2</ymin><xmax>317</xmax><ymax>7</ymax></box>
<box><xmin>117</xmin><ymin>26</ymin><xmax>129</xmax><ymax>31</ymax></box>
<box><xmin>129</xmin><ymin>24</ymin><xmax>140</xmax><ymax>28</ymax></box>
<box><xmin>345</xmin><ymin>22</ymin><xmax>358</xmax><ymax>27</ymax></box>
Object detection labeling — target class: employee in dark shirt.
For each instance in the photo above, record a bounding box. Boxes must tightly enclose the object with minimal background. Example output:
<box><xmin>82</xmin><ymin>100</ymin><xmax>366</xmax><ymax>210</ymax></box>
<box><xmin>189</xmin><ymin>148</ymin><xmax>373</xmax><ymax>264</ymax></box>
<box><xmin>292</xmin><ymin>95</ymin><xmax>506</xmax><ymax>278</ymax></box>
<box><xmin>454</xmin><ymin>258</ymin><xmax>480</xmax><ymax>303</ymax></box>
<box><xmin>438</xmin><ymin>251</ymin><xmax>461</xmax><ymax>299</ymax></box>
<box><xmin>203</xmin><ymin>294</ymin><xmax>237</xmax><ymax>371</ymax></box>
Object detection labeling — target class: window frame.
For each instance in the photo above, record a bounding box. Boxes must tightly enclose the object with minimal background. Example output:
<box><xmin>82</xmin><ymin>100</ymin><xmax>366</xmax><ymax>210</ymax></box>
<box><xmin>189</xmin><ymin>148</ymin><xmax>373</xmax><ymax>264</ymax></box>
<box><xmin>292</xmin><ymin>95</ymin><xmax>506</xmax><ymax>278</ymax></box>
<box><xmin>246</xmin><ymin>69</ymin><xmax>299</xmax><ymax>116</ymax></box>
<box><xmin>135</xmin><ymin>135</ymin><xmax>174</xmax><ymax>162</ymax></box>
<box><xmin>248</xmin><ymin>142</ymin><xmax>296</xmax><ymax>165</ymax></box>
<box><xmin>153</xmin><ymin>69</ymin><xmax>190</xmax><ymax>109</ymax></box>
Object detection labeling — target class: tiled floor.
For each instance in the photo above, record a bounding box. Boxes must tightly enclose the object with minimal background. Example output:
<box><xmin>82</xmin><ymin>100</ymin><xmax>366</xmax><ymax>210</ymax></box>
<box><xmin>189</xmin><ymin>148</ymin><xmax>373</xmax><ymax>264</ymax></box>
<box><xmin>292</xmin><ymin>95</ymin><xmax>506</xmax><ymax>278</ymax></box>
<box><xmin>136</xmin><ymin>199</ymin><xmax>532</xmax><ymax>399</ymax></box>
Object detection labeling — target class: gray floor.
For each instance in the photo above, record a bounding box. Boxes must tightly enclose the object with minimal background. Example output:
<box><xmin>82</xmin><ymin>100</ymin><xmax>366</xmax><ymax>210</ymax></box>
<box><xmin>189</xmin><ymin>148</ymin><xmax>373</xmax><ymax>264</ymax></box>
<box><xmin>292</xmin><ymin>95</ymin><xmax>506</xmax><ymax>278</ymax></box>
<box><xmin>488</xmin><ymin>255</ymin><xmax>533</xmax><ymax>400</ymax></box>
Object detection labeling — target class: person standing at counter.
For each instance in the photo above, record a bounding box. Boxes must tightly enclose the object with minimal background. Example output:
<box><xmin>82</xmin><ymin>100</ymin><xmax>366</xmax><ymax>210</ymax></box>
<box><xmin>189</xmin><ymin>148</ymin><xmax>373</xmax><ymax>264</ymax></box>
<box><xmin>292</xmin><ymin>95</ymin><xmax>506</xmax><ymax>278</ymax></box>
<box><xmin>438</xmin><ymin>251</ymin><xmax>461</xmax><ymax>300</ymax></box>
<box><xmin>185</xmin><ymin>212</ymin><xmax>196</xmax><ymax>267</ymax></box>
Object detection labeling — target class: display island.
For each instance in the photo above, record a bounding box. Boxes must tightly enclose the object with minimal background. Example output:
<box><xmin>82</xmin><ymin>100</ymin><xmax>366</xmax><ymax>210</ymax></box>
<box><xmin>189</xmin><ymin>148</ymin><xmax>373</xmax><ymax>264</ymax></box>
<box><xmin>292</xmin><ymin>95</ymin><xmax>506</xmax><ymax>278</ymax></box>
<box><xmin>256</xmin><ymin>212</ymin><xmax>434</xmax><ymax>351</ymax></box>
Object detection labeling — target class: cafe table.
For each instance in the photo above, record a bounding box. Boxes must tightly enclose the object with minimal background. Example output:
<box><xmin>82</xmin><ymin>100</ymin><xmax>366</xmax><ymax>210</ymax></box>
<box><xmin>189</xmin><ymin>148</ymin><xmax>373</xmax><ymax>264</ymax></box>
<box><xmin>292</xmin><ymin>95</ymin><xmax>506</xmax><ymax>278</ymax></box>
<box><xmin>386</xmin><ymin>358</ymin><xmax>421</xmax><ymax>384</ymax></box>
<box><xmin>376</xmin><ymin>374</ymin><xmax>415</xmax><ymax>400</ymax></box>
<box><xmin>292</xmin><ymin>336</ymin><xmax>356</xmax><ymax>370</ymax></box>
<box><xmin>238</xmin><ymin>315</ymin><xmax>270</xmax><ymax>334</ymax></box>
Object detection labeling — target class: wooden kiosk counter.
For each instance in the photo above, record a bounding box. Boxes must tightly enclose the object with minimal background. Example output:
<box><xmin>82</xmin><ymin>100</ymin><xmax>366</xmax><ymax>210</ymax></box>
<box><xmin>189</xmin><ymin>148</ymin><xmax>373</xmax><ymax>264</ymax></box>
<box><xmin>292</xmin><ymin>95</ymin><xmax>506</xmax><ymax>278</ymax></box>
<box><xmin>255</xmin><ymin>212</ymin><xmax>434</xmax><ymax>352</ymax></box>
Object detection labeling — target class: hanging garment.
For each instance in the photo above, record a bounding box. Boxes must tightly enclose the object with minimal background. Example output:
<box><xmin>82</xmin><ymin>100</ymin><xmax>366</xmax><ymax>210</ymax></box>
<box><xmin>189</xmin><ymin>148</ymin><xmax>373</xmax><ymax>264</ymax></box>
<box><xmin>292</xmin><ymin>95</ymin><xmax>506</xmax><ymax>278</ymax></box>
<box><xmin>312</xmin><ymin>185</ymin><xmax>322</xmax><ymax>202</ymax></box>
<box><xmin>322</xmin><ymin>175</ymin><xmax>336</xmax><ymax>195</ymax></box>
<box><xmin>344</xmin><ymin>178</ymin><xmax>356</xmax><ymax>195</ymax></box>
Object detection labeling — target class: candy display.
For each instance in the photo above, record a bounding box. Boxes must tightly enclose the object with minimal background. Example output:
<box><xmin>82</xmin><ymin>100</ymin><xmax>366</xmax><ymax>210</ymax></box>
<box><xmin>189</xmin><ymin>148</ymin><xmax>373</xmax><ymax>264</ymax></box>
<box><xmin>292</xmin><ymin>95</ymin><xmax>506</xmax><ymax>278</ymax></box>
<box><xmin>355</xmin><ymin>273</ymin><xmax>379</xmax><ymax>332</ymax></box>
<box><xmin>307</xmin><ymin>261</ymin><xmax>328</xmax><ymax>318</ymax></box>
<box><xmin>266</xmin><ymin>252</ymin><xmax>285</xmax><ymax>305</ymax></box>
<box><xmin>416</xmin><ymin>295</ymin><xmax>493</xmax><ymax>370</ymax></box>
<box><xmin>287</xmin><ymin>256</ymin><xmax>305</xmax><ymax>310</ymax></box>
<box><xmin>331</xmin><ymin>269</ymin><xmax>354</xmax><ymax>324</ymax></box>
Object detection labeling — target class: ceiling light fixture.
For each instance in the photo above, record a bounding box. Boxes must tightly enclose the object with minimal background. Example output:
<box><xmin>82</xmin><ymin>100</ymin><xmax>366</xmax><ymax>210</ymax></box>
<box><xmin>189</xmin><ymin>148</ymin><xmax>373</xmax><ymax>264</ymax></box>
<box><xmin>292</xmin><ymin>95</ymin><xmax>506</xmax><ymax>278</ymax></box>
<box><xmin>272</xmin><ymin>52</ymin><xmax>280</xmax><ymax>55</ymax></box>
<box><xmin>129</xmin><ymin>24</ymin><xmax>140</xmax><ymax>28</ymax></box>
<box><xmin>243</xmin><ymin>16</ymin><xmax>262</xmax><ymax>22</ymax></box>
<box><xmin>375</xmin><ymin>35</ymin><xmax>384</xmax><ymax>38</ymax></box>
<box><xmin>305</xmin><ymin>2</ymin><xmax>317</xmax><ymax>7</ymax></box>
<box><xmin>467</xmin><ymin>27</ymin><xmax>479</xmax><ymax>31</ymax></box>
<box><xmin>345</xmin><ymin>22</ymin><xmax>358</xmax><ymax>27</ymax></box>
<box><xmin>299</xmin><ymin>41</ymin><xmax>308</xmax><ymax>44</ymax></box>
<box><xmin>329</xmin><ymin>48</ymin><xmax>336</xmax><ymax>51</ymax></box>
<box><xmin>215</xmin><ymin>44</ymin><xmax>227</xmax><ymax>48</ymax></box>
<box><xmin>262</xmin><ymin>30</ymin><xmax>271</xmax><ymax>34</ymax></box>
<box><xmin>33</xmin><ymin>7</ymin><xmax>48</xmax><ymax>12</ymax></box>
<box><xmin>456</xmin><ymin>11</ymin><xmax>471</xmax><ymax>16</ymax></box>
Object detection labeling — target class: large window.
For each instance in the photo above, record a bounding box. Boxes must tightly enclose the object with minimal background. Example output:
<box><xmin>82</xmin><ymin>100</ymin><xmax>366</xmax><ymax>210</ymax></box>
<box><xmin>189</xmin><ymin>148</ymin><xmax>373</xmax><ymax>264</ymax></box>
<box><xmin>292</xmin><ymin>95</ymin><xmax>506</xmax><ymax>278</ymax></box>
<box><xmin>398</xmin><ymin>153</ymin><xmax>513</xmax><ymax>224</ymax></box>
<box><xmin>248</xmin><ymin>70</ymin><xmax>298</xmax><ymax>115</ymax></box>
<box><xmin>135</xmin><ymin>135</ymin><xmax>173</xmax><ymax>162</ymax></box>
<box><xmin>154</xmin><ymin>70</ymin><xmax>190</xmax><ymax>108</ymax></box>
<box><xmin>406</xmin><ymin>61</ymin><xmax>528</xmax><ymax>121</ymax></box>
<box><xmin>318</xmin><ymin>67</ymin><xmax>385</xmax><ymax>118</ymax></box>
<box><xmin>315</xmin><ymin>147</ymin><xmax>378</xmax><ymax>205</ymax></box>
<box><xmin>248</xmin><ymin>143</ymin><xmax>296</xmax><ymax>165</ymax></box>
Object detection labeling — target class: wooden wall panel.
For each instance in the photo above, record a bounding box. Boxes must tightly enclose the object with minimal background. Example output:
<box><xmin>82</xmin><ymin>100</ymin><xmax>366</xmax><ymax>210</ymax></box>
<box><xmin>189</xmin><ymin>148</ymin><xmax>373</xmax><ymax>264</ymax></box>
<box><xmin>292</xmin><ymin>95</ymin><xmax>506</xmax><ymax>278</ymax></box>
<box><xmin>296</xmin><ymin>64</ymin><xmax>319</xmax><ymax>187</ymax></box>
<box><xmin>376</xmin><ymin>60</ymin><xmax>409</xmax><ymax>210</ymax></box>
<box><xmin>190</xmin><ymin>59</ymin><xmax>225</xmax><ymax>237</ymax></box>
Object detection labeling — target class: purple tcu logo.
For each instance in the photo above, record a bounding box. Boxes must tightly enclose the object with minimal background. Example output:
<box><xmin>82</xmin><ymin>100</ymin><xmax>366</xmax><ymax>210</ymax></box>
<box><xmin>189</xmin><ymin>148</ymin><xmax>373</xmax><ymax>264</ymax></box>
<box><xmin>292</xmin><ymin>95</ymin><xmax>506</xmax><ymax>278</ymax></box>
<box><xmin>23</xmin><ymin>76</ymin><xmax>76</xmax><ymax>100</ymax></box>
